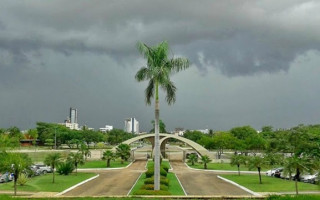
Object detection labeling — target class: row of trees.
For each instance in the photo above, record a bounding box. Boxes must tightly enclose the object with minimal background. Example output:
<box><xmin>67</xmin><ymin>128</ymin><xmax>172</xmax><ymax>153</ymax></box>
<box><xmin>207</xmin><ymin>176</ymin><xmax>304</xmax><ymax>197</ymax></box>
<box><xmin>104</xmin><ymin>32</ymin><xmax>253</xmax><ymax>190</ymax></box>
<box><xmin>0</xmin><ymin>122</ymin><xmax>134</xmax><ymax>149</ymax></box>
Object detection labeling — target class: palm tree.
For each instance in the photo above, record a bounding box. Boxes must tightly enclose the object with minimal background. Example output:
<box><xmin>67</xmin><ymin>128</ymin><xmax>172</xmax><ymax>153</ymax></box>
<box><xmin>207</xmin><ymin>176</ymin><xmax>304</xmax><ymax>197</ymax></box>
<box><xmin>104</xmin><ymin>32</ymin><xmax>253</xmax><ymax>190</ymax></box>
<box><xmin>102</xmin><ymin>150</ymin><xmax>115</xmax><ymax>167</ymax></box>
<box><xmin>44</xmin><ymin>153</ymin><xmax>61</xmax><ymax>183</ymax></box>
<box><xmin>0</xmin><ymin>153</ymin><xmax>32</xmax><ymax>195</ymax></box>
<box><xmin>230</xmin><ymin>154</ymin><xmax>246</xmax><ymax>176</ymax></box>
<box><xmin>201</xmin><ymin>155</ymin><xmax>211</xmax><ymax>169</ymax></box>
<box><xmin>116</xmin><ymin>144</ymin><xmax>131</xmax><ymax>164</ymax></box>
<box><xmin>188</xmin><ymin>154</ymin><xmax>198</xmax><ymax>166</ymax></box>
<box><xmin>135</xmin><ymin>41</ymin><xmax>189</xmax><ymax>190</ymax></box>
<box><xmin>79</xmin><ymin>143</ymin><xmax>91</xmax><ymax>161</ymax></box>
<box><xmin>67</xmin><ymin>152</ymin><xmax>84</xmax><ymax>175</ymax></box>
<box><xmin>247</xmin><ymin>155</ymin><xmax>267</xmax><ymax>184</ymax></box>
<box><xmin>283</xmin><ymin>155</ymin><xmax>313</xmax><ymax>195</ymax></box>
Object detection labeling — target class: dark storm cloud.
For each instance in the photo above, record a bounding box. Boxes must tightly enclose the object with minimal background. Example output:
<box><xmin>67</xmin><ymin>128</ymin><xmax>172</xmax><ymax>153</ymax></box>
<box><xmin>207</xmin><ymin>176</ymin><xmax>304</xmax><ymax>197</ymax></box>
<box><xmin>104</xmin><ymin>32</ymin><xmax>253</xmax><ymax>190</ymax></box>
<box><xmin>0</xmin><ymin>0</ymin><xmax>320</xmax><ymax>131</ymax></box>
<box><xmin>1</xmin><ymin>0</ymin><xmax>319</xmax><ymax>77</ymax></box>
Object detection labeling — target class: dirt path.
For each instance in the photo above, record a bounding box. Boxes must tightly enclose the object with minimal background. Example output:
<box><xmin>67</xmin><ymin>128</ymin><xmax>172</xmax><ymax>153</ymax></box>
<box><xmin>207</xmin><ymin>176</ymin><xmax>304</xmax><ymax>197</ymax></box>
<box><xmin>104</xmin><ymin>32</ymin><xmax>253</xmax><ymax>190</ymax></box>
<box><xmin>62</xmin><ymin>161</ymin><xmax>146</xmax><ymax>196</ymax></box>
<box><xmin>171</xmin><ymin>161</ymin><xmax>251</xmax><ymax>196</ymax></box>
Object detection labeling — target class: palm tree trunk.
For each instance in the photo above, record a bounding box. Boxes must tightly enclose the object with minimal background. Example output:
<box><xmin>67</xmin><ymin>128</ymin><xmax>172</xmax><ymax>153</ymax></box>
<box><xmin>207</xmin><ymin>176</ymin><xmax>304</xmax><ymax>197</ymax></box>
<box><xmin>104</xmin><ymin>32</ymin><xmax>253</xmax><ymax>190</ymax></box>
<box><xmin>237</xmin><ymin>164</ymin><xmax>240</xmax><ymax>176</ymax></box>
<box><xmin>53</xmin><ymin>167</ymin><xmax>55</xmax><ymax>183</ymax></box>
<box><xmin>154</xmin><ymin>82</ymin><xmax>160</xmax><ymax>191</ymax></box>
<box><xmin>258</xmin><ymin>167</ymin><xmax>262</xmax><ymax>184</ymax></box>
<box><xmin>295</xmin><ymin>179</ymin><xmax>298</xmax><ymax>195</ymax></box>
<box><xmin>14</xmin><ymin>174</ymin><xmax>17</xmax><ymax>196</ymax></box>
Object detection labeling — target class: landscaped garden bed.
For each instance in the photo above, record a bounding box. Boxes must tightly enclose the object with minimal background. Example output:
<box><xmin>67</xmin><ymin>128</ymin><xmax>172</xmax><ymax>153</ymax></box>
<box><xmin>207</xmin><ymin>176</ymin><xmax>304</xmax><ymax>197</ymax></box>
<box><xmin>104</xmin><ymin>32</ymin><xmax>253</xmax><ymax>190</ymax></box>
<box><xmin>130</xmin><ymin>160</ymin><xmax>185</xmax><ymax>195</ymax></box>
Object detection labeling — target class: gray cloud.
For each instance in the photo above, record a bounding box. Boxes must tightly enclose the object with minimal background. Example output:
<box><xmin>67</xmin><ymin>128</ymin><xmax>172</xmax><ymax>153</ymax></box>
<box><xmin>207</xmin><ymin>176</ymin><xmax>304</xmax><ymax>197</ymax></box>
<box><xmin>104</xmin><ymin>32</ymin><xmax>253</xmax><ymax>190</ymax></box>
<box><xmin>0</xmin><ymin>1</ymin><xmax>319</xmax><ymax>131</ymax></box>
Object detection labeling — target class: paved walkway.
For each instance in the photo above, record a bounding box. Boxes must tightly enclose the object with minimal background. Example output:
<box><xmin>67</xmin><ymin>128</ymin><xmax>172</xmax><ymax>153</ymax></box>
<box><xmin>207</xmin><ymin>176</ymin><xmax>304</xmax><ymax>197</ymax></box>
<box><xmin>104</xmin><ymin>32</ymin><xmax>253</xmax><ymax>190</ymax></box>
<box><xmin>171</xmin><ymin>161</ymin><xmax>252</xmax><ymax>196</ymax></box>
<box><xmin>62</xmin><ymin>161</ymin><xmax>146</xmax><ymax>196</ymax></box>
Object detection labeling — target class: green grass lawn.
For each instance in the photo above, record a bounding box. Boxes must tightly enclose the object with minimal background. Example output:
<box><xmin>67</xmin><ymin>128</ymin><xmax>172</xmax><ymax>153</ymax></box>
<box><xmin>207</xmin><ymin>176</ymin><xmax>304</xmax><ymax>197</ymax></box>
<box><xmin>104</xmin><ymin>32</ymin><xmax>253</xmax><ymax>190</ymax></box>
<box><xmin>0</xmin><ymin>173</ymin><xmax>96</xmax><ymax>192</ymax></box>
<box><xmin>187</xmin><ymin>162</ymin><xmax>255</xmax><ymax>171</ymax></box>
<box><xmin>221</xmin><ymin>174</ymin><xmax>320</xmax><ymax>192</ymax></box>
<box><xmin>78</xmin><ymin>160</ymin><xmax>130</xmax><ymax>168</ymax></box>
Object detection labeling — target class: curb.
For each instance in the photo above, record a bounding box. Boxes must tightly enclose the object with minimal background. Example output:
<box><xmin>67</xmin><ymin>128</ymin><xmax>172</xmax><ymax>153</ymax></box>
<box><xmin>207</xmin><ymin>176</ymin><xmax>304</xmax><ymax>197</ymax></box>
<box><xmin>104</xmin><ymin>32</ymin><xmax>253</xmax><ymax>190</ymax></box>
<box><xmin>127</xmin><ymin>172</ymin><xmax>144</xmax><ymax>196</ymax></box>
<box><xmin>175</xmin><ymin>173</ymin><xmax>187</xmax><ymax>196</ymax></box>
<box><xmin>55</xmin><ymin>174</ymin><xmax>100</xmax><ymax>196</ymax></box>
<box><xmin>217</xmin><ymin>175</ymin><xmax>262</xmax><ymax>197</ymax></box>
<box><xmin>184</xmin><ymin>163</ymin><xmax>262</xmax><ymax>174</ymax></box>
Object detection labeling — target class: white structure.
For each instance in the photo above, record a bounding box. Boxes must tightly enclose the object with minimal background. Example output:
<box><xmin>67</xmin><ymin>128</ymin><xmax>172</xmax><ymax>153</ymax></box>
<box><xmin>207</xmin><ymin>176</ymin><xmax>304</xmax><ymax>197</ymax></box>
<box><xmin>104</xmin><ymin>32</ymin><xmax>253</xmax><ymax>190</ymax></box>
<box><xmin>124</xmin><ymin>118</ymin><xmax>139</xmax><ymax>134</ymax></box>
<box><xmin>62</xmin><ymin>121</ymin><xmax>80</xmax><ymax>130</ymax></box>
<box><xmin>99</xmin><ymin>125</ymin><xmax>113</xmax><ymax>132</ymax></box>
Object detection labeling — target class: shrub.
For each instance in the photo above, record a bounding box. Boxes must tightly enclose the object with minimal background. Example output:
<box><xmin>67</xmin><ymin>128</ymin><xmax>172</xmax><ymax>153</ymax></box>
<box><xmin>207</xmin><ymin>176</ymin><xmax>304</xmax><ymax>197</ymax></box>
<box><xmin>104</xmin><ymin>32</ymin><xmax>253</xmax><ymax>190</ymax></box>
<box><xmin>57</xmin><ymin>162</ymin><xmax>74</xmax><ymax>175</ymax></box>
<box><xmin>162</xmin><ymin>165</ymin><xmax>169</xmax><ymax>172</ymax></box>
<box><xmin>141</xmin><ymin>184</ymin><xmax>168</xmax><ymax>191</ymax></box>
<box><xmin>133</xmin><ymin>189</ymin><xmax>171</xmax><ymax>195</ymax></box>
<box><xmin>144</xmin><ymin>177</ymin><xmax>169</xmax><ymax>186</ymax></box>
<box><xmin>17</xmin><ymin>173</ymin><xmax>28</xmax><ymax>186</ymax></box>
<box><xmin>145</xmin><ymin>167</ymin><xmax>167</xmax><ymax>178</ymax></box>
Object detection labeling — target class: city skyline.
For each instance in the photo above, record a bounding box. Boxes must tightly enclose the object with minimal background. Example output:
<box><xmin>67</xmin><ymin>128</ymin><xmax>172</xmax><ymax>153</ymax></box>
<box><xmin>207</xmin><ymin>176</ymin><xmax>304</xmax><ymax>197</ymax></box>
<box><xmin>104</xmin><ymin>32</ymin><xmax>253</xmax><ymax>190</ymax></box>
<box><xmin>0</xmin><ymin>1</ymin><xmax>319</xmax><ymax>132</ymax></box>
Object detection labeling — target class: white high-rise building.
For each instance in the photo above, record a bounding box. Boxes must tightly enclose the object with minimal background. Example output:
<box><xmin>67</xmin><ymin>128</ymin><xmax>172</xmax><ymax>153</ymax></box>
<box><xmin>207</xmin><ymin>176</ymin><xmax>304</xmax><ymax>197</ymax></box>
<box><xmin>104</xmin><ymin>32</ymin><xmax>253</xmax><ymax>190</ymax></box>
<box><xmin>59</xmin><ymin>107</ymin><xmax>80</xmax><ymax>130</ymax></box>
<box><xmin>124</xmin><ymin>118</ymin><xmax>139</xmax><ymax>134</ymax></box>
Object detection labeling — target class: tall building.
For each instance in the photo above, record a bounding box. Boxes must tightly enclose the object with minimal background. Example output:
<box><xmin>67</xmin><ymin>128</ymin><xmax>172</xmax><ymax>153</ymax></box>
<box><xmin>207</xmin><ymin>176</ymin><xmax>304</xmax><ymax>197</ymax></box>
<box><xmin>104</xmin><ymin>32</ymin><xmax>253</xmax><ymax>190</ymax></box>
<box><xmin>70</xmin><ymin>107</ymin><xmax>78</xmax><ymax>124</ymax></box>
<box><xmin>59</xmin><ymin>107</ymin><xmax>80</xmax><ymax>130</ymax></box>
<box><xmin>124</xmin><ymin>118</ymin><xmax>139</xmax><ymax>134</ymax></box>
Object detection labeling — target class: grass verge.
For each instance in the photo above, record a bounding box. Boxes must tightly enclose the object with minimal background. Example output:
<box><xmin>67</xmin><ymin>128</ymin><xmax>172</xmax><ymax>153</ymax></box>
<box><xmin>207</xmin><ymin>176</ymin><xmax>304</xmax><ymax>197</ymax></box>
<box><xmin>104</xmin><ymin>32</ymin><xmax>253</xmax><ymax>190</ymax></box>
<box><xmin>220</xmin><ymin>174</ymin><xmax>320</xmax><ymax>192</ymax></box>
<box><xmin>187</xmin><ymin>162</ymin><xmax>255</xmax><ymax>171</ymax></box>
<box><xmin>78</xmin><ymin>160</ymin><xmax>129</xmax><ymax>168</ymax></box>
<box><xmin>0</xmin><ymin>173</ymin><xmax>96</xmax><ymax>192</ymax></box>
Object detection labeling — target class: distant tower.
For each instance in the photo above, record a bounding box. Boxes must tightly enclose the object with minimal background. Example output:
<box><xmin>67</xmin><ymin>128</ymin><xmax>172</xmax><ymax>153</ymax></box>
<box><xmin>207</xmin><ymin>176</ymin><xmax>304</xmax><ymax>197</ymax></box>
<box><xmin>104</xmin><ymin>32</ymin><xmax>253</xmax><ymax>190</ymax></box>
<box><xmin>124</xmin><ymin>117</ymin><xmax>139</xmax><ymax>134</ymax></box>
<box><xmin>70</xmin><ymin>107</ymin><xmax>78</xmax><ymax>124</ymax></box>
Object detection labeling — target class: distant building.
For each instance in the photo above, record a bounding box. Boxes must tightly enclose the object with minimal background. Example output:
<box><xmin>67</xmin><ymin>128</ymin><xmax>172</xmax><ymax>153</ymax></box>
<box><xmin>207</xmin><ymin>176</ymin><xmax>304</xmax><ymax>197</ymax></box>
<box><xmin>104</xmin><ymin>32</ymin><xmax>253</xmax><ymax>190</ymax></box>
<box><xmin>100</xmin><ymin>125</ymin><xmax>113</xmax><ymax>133</ymax></box>
<box><xmin>60</xmin><ymin>107</ymin><xmax>80</xmax><ymax>130</ymax></box>
<box><xmin>124</xmin><ymin>118</ymin><xmax>139</xmax><ymax>134</ymax></box>
<box><xmin>174</xmin><ymin>128</ymin><xmax>185</xmax><ymax>136</ymax></box>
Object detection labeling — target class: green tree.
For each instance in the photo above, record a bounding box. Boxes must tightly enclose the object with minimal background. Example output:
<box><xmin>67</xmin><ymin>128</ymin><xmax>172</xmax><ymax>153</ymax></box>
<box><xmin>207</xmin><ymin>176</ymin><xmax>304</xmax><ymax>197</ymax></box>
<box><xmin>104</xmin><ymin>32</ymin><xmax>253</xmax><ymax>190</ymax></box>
<box><xmin>135</xmin><ymin>41</ymin><xmax>189</xmax><ymax>190</ymax></box>
<box><xmin>230</xmin><ymin>126</ymin><xmax>257</xmax><ymax>140</ymax></box>
<box><xmin>102</xmin><ymin>150</ymin><xmax>115</xmax><ymax>167</ymax></box>
<box><xmin>183</xmin><ymin>130</ymin><xmax>204</xmax><ymax>143</ymax></box>
<box><xmin>283</xmin><ymin>155</ymin><xmax>315</xmax><ymax>195</ymax></box>
<box><xmin>150</xmin><ymin>119</ymin><xmax>167</xmax><ymax>133</ymax></box>
<box><xmin>116</xmin><ymin>144</ymin><xmax>131</xmax><ymax>164</ymax></box>
<box><xmin>230</xmin><ymin>154</ymin><xmax>247</xmax><ymax>176</ymax></box>
<box><xmin>0</xmin><ymin>152</ymin><xmax>32</xmax><ymax>195</ymax></box>
<box><xmin>211</xmin><ymin>131</ymin><xmax>234</xmax><ymax>159</ymax></box>
<box><xmin>106</xmin><ymin>129</ymin><xmax>133</xmax><ymax>145</ymax></box>
<box><xmin>200</xmin><ymin>155</ymin><xmax>211</xmax><ymax>169</ymax></box>
<box><xmin>247</xmin><ymin>155</ymin><xmax>267</xmax><ymax>184</ymax></box>
<box><xmin>187</xmin><ymin>154</ymin><xmax>198</xmax><ymax>166</ymax></box>
<box><xmin>44</xmin><ymin>153</ymin><xmax>61</xmax><ymax>183</ymax></box>
<box><xmin>67</xmin><ymin>152</ymin><xmax>84</xmax><ymax>175</ymax></box>
<box><xmin>7</xmin><ymin>126</ymin><xmax>22</xmax><ymax>139</ymax></box>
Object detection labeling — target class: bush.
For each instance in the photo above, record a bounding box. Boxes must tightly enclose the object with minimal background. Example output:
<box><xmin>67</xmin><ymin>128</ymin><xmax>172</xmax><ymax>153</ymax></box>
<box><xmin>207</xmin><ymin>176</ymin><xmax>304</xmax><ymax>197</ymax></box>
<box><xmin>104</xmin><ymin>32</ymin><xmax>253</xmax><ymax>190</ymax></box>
<box><xmin>145</xmin><ymin>167</ymin><xmax>167</xmax><ymax>178</ymax></box>
<box><xmin>162</xmin><ymin>165</ymin><xmax>169</xmax><ymax>172</ymax></box>
<box><xmin>17</xmin><ymin>173</ymin><xmax>28</xmax><ymax>186</ymax></box>
<box><xmin>141</xmin><ymin>184</ymin><xmax>168</xmax><ymax>191</ymax></box>
<box><xmin>144</xmin><ymin>177</ymin><xmax>169</xmax><ymax>186</ymax></box>
<box><xmin>133</xmin><ymin>189</ymin><xmax>171</xmax><ymax>195</ymax></box>
<box><xmin>57</xmin><ymin>162</ymin><xmax>74</xmax><ymax>175</ymax></box>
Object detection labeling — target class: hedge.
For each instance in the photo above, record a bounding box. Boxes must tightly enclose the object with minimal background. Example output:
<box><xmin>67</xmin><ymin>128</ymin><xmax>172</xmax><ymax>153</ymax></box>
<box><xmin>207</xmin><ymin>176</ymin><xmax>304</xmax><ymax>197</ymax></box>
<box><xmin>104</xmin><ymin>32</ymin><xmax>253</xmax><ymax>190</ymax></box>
<box><xmin>141</xmin><ymin>184</ymin><xmax>168</xmax><ymax>191</ymax></box>
<box><xmin>133</xmin><ymin>189</ymin><xmax>171</xmax><ymax>195</ymax></box>
<box><xmin>144</xmin><ymin>177</ymin><xmax>169</xmax><ymax>186</ymax></box>
<box><xmin>146</xmin><ymin>167</ymin><xmax>168</xmax><ymax>178</ymax></box>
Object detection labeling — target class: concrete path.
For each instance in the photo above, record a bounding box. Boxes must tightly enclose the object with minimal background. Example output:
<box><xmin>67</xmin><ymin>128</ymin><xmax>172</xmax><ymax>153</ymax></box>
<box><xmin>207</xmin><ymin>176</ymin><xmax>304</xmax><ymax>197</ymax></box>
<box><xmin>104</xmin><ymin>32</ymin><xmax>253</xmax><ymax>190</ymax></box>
<box><xmin>62</xmin><ymin>161</ymin><xmax>146</xmax><ymax>197</ymax></box>
<box><xmin>171</xmin><ymin>161</ymin><xmax>252</xmax><ymax>196</ymax></box>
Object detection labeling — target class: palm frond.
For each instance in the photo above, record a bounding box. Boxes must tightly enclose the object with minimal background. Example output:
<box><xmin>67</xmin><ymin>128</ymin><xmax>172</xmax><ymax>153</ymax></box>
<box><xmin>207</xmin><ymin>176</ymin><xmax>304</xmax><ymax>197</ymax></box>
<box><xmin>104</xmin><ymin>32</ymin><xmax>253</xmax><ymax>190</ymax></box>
<box><xmin>169</xmin><ymin>57</ymin><xmax>190</xmax><ymax>73</ymax></box>
<box><xmin>145</xmin><ymin>79</ymin><xmax>154</xmax><ymax>105</ymax></box>
<box><xmin>135</xmin><ymin>67</ymin><xmax>150</xmax><ymax>82</ymax></box>
<box><xmin>163</xmin><ymin>80</ymin><xmax>176</xmax><ymax>105</ymax></box>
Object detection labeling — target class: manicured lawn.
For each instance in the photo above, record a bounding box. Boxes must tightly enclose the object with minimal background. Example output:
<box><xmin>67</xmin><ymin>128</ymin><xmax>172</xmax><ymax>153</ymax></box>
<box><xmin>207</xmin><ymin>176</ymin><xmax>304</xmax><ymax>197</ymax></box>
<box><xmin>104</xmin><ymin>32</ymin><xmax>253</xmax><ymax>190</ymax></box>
<box><xmin>0</xmin><ymin>173</ymin><xmax>96</xmax><ymax>192</ymax></box>
<box><xmin>187</xmin><ymin>162</ymin><xmax>255</xmax><ymax>171</ymax></box>
<box><xmin>78</xmin><ymin>160</ymin><xmax>130</xmax><ymax>168</ymax></box>
<box><xmin>221</xmin><ymin>174</ymin><xmax>320</xmax><ymax>192</ymax></box>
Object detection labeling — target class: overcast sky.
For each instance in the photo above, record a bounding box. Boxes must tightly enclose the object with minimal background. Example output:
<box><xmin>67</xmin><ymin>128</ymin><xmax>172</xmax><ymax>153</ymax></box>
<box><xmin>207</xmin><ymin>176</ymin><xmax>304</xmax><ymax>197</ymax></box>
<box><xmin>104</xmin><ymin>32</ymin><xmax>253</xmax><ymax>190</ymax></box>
<box><xmin>0</xmin><ymin>0</ymin><xmax>320</xmax><ymax>132</ymax></box>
